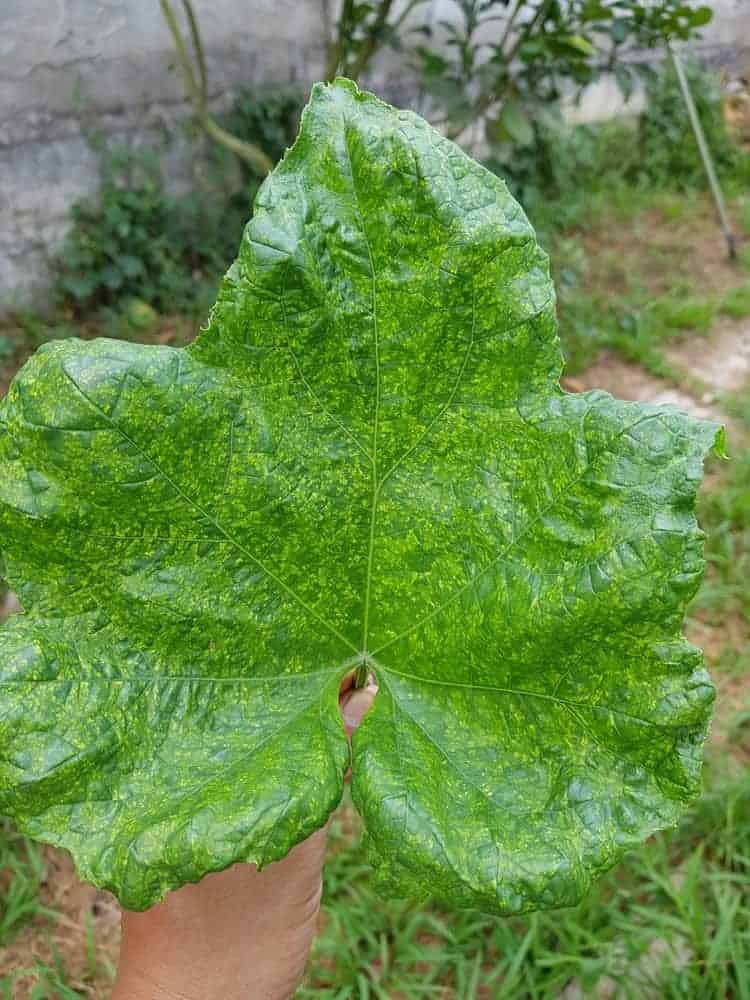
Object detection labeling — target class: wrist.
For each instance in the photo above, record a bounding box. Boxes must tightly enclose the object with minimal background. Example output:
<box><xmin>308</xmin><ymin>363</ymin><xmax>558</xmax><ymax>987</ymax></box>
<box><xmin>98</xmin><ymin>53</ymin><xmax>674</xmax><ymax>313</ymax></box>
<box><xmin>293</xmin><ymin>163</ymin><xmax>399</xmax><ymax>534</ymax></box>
<box><xmin>112</xmin><ymin>830</ymin><xmax>327</xmax><ymax>1000</ymax></box>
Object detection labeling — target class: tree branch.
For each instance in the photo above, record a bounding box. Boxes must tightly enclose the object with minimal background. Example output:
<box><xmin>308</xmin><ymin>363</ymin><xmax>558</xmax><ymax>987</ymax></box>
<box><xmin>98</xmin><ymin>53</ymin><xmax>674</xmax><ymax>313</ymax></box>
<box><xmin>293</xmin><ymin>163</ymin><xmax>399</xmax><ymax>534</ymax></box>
<box><xmin>347</xmin><ymin>0</ymin><xmax>396</xmax><ymax>79</ymax></box>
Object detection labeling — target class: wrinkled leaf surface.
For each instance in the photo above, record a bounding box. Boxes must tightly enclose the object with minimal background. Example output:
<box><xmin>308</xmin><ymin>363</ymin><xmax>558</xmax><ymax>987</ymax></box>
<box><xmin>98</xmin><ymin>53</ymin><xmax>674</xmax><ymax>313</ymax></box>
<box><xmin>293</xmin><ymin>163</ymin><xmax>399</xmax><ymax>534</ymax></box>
<box><xmin>0</xmin><ymin>80</ymin><xmax>720</xmax><ymax>912</ymax></box>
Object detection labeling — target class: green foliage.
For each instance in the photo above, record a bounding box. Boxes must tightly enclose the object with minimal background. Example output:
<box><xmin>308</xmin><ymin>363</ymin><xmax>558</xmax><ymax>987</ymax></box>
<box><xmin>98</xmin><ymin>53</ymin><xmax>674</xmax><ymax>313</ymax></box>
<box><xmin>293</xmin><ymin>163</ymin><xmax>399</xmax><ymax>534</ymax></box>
<box><xmin>739</xmin><ymin>198</ymin><xmax>750</xmax><ymax>237</ymax></box>
<box><xmin>720</xmin><ymin>281</ymin><xmax>750</xmax><ymax>319</ymax></box>
<box><xmin>486</xmin><ymin>115</ymin><xmax>637</xmax><ymax>233</ymax></box>
<box><xmin>324</xmin><ymin>0</ymin><xmax>431</xmax><ymax>81</ymax></box>
<box><xmin>692</xmin><ymin>391</ymin><xmax>750</xmax><ymax>629</ymax></box>
<box><xmin>639</xmin><ymin>59</ymin><xmax>737</xmax><ymax>188</ymax></box>
<box><xmin>650</xmin><ymin>292</ymin><xmax>716</xmax><ymax>334</ymax></box>
<box><xmin>221</xmin><ymin>86</ymin><xmax>302</xmax><ymax>168</ymax></box>
<box><xmin>0</xmin><ymin>80</ymin><xmax>720</xmax><ymax>914</ymax></box>
<box><xmin>54</xmin><ymin>146</ymin><xmax>209</xmax><ymax>314</ymax></box>
<box><xmin>0</xmin><ymin>954</ymin><xmax>88</xmax><ymax>1000</ymax></box>
<box><xmin>185</xmin><ymin>85</ymin><xmax>303</xmax><ymax>266</ymax></box>
<box><xmin>556</xmin><ymin>271</ymin><xmax>721</xmax><ymax>377</ymax></box>
<box><xmin>0</xmin><ymin>311</ymin><xmax>76</xmax><ymax>354</ymax></box>
<box><xmin>164</xmin><ymin>0</ymin><xmax>714</xmax><ymax>174</ymax></box>
<box><xmin>0</xmin><ymin>338</ymin><xmax>15</xmax><ymax>364</ymax></box>
<box><xmin>482</xmin><ymin>56</ymin><xmax>750</xmax><ymax>245</ymax></box>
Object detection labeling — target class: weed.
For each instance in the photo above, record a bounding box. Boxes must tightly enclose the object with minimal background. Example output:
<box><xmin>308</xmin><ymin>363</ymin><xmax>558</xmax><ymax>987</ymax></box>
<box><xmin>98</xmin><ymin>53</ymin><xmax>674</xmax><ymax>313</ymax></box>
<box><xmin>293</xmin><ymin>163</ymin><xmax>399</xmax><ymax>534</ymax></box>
<box><xmin>54</xmin><ymin>88</ymin><xmax>303</xmax><ymax>319</ymax></box>
<box><xmin>54</xmin><ymin>146</ymin><xmax>198</xmax><ymax>314</ymax></box>
<box><xmin>692</xmin><ymin>391</ymin><xmax>750</xmax><ymax>629</ymax></box>
<box><xmin>555</xmin><ymin>283</ymin><xmax>714</xmax><ymax>378</ymax></box>
<box><xmin>220</xmin><ymin>86</ymin><xmax>302</xmax><ymax>167</ymax></box>
<box><xmin>649</xmin><ymin>293</ymin><xmax>716</xmax><ymax>334</ymax></box>
<box><xmin>489</xmin><ymin>116</ymin><xmax>638</xmax><ymax>238</ymax></box>
<box><xmin>738</xmin><ymin>200</ymin><xmax>750</xmax><ymax>238</ymax></box>
<box><xmin>0</xmin><ymin>953</ymin><xmax>87</xmax><ymax>999</ymax></box>
<box><xmin>738</xmin><ymin>244</ymin><xmax>750</xmax><ymax>275</ymax></box>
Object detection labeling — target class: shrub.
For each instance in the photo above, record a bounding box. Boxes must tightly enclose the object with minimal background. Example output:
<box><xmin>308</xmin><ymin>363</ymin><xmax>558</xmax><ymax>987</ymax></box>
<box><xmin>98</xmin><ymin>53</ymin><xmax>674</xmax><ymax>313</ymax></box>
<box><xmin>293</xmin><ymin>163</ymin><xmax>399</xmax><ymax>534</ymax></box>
<box><xmin>54</xmin><ymin>146</ymin><xmax>203</xmax><ymax>315</ymax></box>
<box><xmin>639</xmin><ymin>59</ymin><xmax>737</xmax><ymax>188</ymax></box>
<box><xmin>485</xmin><ymin>114</ymin><xmax>637</xmax><ymax>232</ymax></box>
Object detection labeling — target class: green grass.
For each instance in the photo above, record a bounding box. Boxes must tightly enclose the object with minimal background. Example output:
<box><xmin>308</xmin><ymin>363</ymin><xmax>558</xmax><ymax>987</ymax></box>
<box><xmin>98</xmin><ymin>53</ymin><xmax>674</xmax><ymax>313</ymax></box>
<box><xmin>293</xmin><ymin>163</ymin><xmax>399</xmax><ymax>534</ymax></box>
<box><xmin>0</xmin><ymin>828</ymin><xmax>105</xmax><ymax>996</ymax></box>
<box><xmin>556</xmin><ymin>288</ymin><xmax>716</xmax><ymax>379</ymax></box>
<box><xmin>556</xmin><ymin>258</ymin><xmax>750</xmax><ymax>377</ymax></box>
<box><xmin>540</xmin><ymin>177</ymin><xmax>750</xmax><ymax>376</ymax></box>
<box><xmin>549</xmin><ymin>210</ymin><xmax>712</xmax><ymax>375</ymax></box>
<box><xmin>738</xmin><ymin>199</ymin><xmax>750</xmax><ymax>239</ymax></box>
<box><xmin>1</xmin><ymin>954</ymin><xmax>88</xmax><ymax>999</ymax></box>
<box><xmin>737</xmin><ymin>244</ymin><xmax>750</xmax><ymax>275</ymax></box>
<box><xmin>690</xmin><ymin>388</ymin><xmax>750</xmax><ymax>630</ymax></box>
<box><xmin>695</xmin><ymin>453</ymin><xmax>750</xmax><ymax>626</ymax></box>
<box><xmin>650</xmin><ymin>293</ymin><xmax>716</xmax><ymax>334</ymax></box>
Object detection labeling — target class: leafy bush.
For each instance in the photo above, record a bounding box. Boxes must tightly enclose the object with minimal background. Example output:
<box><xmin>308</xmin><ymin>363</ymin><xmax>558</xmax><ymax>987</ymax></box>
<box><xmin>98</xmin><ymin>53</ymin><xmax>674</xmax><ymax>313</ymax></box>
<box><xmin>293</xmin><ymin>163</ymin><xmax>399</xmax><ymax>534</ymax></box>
<box><xmin>54</xmin><ymin>146</ymin><xmax>206</xmax><ymax>315</ymax></box>
<box><xmin>639</xmin><ymin>58</ymin><xmax>737</xmax><ymax>188</ymax></box>
<box><xmin>321</xmin><ymin>0</ymin><xmax>714</xmax><ymax>144</ymax></box>
<box><xmin>221</xmin><ymin>86</ymin><xmax>302</xmax><ymax>167</ymax></box>
<box><xmin>486</xmin><ymin>113</ymin><xmax>637</xmax><ymax>232</ymax></box>
<box><xmin>55</xmin><ymin>88</ymin><xmax>303</xmax><ymax>318</ymax></box>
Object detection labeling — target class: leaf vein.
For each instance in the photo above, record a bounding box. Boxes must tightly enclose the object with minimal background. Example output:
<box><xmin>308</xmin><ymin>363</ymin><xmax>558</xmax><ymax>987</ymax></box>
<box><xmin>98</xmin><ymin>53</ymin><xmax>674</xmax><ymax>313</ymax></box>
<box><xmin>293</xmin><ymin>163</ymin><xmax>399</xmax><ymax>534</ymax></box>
<box><xmin>58</xmin><ymin>363</ymin><xmax>357</xmax><ymax>654</ymax></box>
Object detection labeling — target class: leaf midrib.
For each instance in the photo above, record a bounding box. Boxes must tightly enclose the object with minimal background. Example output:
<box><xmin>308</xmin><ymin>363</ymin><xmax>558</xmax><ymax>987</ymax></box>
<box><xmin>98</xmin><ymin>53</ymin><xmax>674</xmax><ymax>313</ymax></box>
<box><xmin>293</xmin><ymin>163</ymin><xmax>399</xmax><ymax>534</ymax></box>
<box><xmin>339</xmin><ymin>122</ymin><xmax>381</xmax><ymax>655</ymax></box>
<box><xmin>57</xmin><ymin>365</ymin><xmax>666</xmax><ymax>685</ymax></box>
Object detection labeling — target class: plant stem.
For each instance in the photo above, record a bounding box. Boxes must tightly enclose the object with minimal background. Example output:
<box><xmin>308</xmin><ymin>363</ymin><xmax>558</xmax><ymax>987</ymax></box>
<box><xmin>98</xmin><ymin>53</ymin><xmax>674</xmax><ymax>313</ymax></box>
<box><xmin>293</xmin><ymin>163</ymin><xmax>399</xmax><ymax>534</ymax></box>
<box><xmin>445</xmin><ymin>0</ymin><xmax>549</xmax><ymax>139</ymax></box>
<box><xmin>669</xmin><ymin>45</ymin><xmax>736</xmax><ymax>259</ymax></box>
<box><xmin>390</xmin><ymin>0</ymin><xmax>427</xmax><ymax>34</ymax></box>
<box><xmin>504</xmin><ymin>0</ymin><xmax>550</xmax><ymax>66</ymax></box>
<box><xmin>161</xmin><ymin>0</ymin><xmax>203</xmax><ymax>106</ymax></box>
<box><xmin>354</xmin><ymin>662</ymin><xmax>370</xmax><ymax>688</ymax></box>
<box><xmin>201</xmin><ymin>116</ymin><xmax>273</xmax><ymax>175</ymax></box>
<box><xmin>160</xmin><ymin>0</ymin><xmax>273</xmax><ymax>175</ymax></box>
<box><xmin>497</xmin><ymin>0</ymin><xmax>525</xmax><ymax>58</ymax></box>
<box><xmin>347</xmin><ymin>0</ymin><xmax>396</xmax><ymax>79</ymax></box>
<box><xmin>325</xmin><ymin>0</ymin><xmax>356</xmax><ymax>80</ymax></box>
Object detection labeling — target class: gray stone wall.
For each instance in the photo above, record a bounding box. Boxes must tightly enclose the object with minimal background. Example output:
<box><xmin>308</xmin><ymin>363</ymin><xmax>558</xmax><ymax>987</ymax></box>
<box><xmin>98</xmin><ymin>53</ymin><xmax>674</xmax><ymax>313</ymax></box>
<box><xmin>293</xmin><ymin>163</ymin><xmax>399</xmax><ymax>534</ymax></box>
<box><xmin>1</xmin><ymin>0</ymin><xmax>748</xmax><ymax>309</ymax></box>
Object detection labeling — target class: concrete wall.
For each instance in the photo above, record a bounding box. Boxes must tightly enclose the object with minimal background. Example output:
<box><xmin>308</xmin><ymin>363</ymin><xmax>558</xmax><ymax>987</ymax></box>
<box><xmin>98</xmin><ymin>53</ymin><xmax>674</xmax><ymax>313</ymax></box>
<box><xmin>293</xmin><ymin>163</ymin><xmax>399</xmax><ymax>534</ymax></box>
<box><xmin>0</xmin><ymin>0</ymin><xmax>332</xmax><ymax>307</ymax></box>
<box><xmin>1</xmin><ymin>0</ymin><xmax>748</xmax><ymax>308</ymax></box>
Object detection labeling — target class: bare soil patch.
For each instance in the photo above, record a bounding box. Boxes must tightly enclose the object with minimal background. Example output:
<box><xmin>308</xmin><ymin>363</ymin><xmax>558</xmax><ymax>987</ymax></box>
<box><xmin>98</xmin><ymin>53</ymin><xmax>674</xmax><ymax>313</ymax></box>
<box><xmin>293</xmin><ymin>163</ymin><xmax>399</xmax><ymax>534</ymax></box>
<box><xmin>563</xmin><ymin>353</ymin><xmax>725</xmax><ymax>422</ymax></box>
<box><xmin>664</xmin><ymin>315</ymin><xmax>750</xmax><ymax>396</ymax></box>
<box><xmin>578</xmin><ymin>199</ymin><xmax>749</xmax><ymax>304</ymax></box>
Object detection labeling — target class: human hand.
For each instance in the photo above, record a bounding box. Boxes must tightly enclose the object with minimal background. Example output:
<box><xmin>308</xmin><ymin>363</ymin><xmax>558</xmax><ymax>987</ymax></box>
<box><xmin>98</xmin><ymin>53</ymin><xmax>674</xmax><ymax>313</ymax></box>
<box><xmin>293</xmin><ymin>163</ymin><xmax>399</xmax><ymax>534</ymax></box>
<box><xmin>112</xmin><ymin>676</ymin><xmax>377</xmax><ymax>1000</ymax></box>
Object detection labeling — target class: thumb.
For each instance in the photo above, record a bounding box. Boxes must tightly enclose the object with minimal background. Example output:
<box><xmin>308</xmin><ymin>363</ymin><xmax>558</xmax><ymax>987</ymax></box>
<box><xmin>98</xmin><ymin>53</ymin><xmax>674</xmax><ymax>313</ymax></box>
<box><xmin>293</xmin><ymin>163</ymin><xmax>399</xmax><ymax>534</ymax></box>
<box><xmin>339</xmin><ymin>677</ymin><xmax>378</xmax><ymax>737</ymax></box>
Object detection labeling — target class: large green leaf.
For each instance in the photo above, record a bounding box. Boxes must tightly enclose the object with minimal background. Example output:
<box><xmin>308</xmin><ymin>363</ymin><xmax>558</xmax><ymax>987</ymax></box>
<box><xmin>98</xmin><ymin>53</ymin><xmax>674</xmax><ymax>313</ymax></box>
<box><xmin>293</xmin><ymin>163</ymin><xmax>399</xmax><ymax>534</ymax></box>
<box><xmin>0</xmin><ymin>79</ymin><xmax>721</xmax><ymax>913</ymax></box>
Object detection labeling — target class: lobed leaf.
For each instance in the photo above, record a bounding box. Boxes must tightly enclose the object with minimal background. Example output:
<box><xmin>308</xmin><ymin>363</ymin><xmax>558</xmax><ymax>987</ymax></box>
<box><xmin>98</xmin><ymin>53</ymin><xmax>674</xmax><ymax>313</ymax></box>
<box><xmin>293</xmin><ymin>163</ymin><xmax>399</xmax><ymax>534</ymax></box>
<box><xmin>0</xmin><ymin>79</ymin><xmax>721</xmax><ymax>912</ymax></box>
